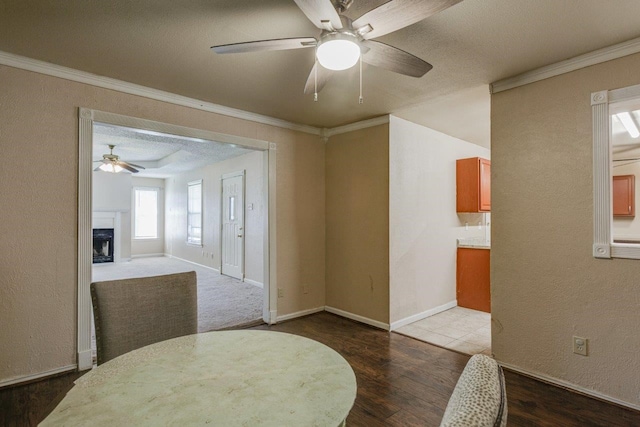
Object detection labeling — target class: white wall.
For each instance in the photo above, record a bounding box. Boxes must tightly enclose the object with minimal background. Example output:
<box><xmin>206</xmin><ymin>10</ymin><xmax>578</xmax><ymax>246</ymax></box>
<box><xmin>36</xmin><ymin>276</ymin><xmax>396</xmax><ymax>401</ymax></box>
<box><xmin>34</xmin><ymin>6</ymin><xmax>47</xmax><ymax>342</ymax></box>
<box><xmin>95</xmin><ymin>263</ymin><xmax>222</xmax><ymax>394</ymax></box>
<box><xmin>131</xmin><ymin>177</ymin><xmax>165</xmax><ymax>256</ymax></box>
<box><xmin>389</xmin><ymin>116</ymin><xmax>490</xmax><ymax>325</ymax></box>
<box><xmin>165</xmin><ymin>150</ymin><xmax>264</xmax><ymax>285</ymax></box>
<box><xmin>92</xmin><ymin>171</ymin><xmax>132</xmax><ymax>260</ymax></box>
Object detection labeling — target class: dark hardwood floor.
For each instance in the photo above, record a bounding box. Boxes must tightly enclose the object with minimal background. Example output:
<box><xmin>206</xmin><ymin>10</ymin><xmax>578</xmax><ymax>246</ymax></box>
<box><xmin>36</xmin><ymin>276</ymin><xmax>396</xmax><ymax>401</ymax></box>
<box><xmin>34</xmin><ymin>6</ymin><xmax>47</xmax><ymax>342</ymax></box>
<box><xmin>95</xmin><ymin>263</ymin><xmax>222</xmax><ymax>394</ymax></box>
<box><xmin>2</xmin><ymin>311</ymin><xmax>639</xmax><ymax>426</ymax></box>
<box><xmin>252</xmin><ymin>312</ymin><xmax>640</xmax><ymax>426</ymax></box>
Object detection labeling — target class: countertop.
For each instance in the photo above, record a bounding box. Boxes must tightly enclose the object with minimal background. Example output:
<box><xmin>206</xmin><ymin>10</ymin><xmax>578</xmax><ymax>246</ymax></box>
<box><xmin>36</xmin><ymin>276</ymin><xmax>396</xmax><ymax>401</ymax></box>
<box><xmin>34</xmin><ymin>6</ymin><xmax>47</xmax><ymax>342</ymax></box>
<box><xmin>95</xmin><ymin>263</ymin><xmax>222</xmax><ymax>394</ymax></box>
<box><xmin>457</xmin><ymin>237</ymin><xmax>491</xmax><ymax>249</ymax></box>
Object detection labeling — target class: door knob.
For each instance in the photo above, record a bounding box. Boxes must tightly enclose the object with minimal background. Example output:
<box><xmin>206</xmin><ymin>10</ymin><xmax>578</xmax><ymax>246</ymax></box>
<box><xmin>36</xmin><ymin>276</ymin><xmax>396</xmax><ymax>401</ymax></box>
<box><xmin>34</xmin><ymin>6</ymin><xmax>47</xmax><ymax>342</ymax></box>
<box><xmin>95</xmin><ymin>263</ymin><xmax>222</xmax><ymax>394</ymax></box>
<box><xmin>238</xmin><ymin>234</ymin><xmax>243</xmax><ymax>238</ymax></box>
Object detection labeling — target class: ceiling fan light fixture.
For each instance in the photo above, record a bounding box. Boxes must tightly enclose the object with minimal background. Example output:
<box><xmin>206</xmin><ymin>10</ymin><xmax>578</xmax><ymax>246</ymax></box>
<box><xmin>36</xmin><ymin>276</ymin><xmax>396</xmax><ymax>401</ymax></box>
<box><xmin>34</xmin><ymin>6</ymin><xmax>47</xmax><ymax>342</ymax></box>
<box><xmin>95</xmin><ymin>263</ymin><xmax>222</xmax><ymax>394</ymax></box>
<box><xmin>99</xmin><ymin>162</ymin><xmax>123</xmax><ymax>173</ymax></box>
<box><xmin>316</xmin><ymin>36</ymin><xmax>360</xmax><ymax>71</ymax></box>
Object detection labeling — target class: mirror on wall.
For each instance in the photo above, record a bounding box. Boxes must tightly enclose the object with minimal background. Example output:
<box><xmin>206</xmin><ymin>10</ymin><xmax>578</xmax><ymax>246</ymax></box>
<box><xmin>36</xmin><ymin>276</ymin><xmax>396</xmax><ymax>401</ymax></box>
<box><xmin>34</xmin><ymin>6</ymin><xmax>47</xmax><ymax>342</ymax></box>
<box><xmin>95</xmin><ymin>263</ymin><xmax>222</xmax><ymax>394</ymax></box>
<box><xmin>592</xmin><ymin>82</ymin><xmax>640</xmax><ymax>259</ymax></box>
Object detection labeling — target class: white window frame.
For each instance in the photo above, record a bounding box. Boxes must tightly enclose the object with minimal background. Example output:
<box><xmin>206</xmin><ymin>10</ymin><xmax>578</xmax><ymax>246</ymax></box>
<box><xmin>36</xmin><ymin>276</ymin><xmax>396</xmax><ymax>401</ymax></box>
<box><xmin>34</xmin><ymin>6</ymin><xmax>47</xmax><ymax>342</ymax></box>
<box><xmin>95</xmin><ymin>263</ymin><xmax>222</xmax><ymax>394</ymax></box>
<box><xmin>592</xmin><ymin>82</ymin><xmax>640</xmax><ymax>259</ymax></box>
<box><xmin>133</xmin><ymin>187</ymin><xmax>159</xmax><ymax>240</ymax></box>
<box><xmin>187</xmin><ymin>179</ymin><xmax>203</xmax><ymax>246</ymax></box>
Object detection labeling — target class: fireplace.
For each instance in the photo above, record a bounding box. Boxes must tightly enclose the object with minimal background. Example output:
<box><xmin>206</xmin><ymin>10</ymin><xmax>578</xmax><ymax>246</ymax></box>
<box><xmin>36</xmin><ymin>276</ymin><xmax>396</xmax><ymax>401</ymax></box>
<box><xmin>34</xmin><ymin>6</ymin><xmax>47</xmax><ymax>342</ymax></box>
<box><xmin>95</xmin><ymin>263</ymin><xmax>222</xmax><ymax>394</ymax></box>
<box><xmin>93</xmin><ymin>228</ymin><xmax>114</xmax><ymax>263</ymax></box>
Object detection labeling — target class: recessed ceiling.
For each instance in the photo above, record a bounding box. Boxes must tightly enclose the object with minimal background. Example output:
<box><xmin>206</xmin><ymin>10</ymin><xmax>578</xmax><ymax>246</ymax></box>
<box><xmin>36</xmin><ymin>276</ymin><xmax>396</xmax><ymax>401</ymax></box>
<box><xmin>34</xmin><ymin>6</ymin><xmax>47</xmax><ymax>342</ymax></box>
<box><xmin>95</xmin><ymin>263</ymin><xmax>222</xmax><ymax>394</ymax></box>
<box><xmin>93</xmin><ymin>123</ymin><xmax>255</xmax><ymax>178</ymax></box>
<box><xmin>3</xmin><ymin>0</ymin><xmax>640</xmax><ymax>148</ymax></box>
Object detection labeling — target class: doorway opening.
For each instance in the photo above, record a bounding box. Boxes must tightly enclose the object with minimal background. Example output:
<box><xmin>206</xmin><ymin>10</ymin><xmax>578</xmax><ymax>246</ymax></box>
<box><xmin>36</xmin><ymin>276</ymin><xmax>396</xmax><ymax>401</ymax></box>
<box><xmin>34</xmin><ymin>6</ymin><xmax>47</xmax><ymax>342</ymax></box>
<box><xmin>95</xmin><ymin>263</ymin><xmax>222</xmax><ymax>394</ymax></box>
<box><xmin>77</xmin><ymin>108</ymin><xmax>277</xmax><ymax>370</ymax></box>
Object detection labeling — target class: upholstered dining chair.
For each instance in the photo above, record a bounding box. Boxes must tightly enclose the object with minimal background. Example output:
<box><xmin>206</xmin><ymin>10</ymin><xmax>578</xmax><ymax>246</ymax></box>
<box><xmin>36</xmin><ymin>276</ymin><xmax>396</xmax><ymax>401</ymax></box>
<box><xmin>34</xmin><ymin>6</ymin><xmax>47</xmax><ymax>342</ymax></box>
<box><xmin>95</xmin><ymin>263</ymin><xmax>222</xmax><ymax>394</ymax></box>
<box><xmin>439</xmin><ymin>354</ymin><xmax>508</xmax><ymax>427</ymax></box>
<box><xmin>91</xmin><ymin>271</ymin><xmax>198</xmax><ymax>365</ymax></box>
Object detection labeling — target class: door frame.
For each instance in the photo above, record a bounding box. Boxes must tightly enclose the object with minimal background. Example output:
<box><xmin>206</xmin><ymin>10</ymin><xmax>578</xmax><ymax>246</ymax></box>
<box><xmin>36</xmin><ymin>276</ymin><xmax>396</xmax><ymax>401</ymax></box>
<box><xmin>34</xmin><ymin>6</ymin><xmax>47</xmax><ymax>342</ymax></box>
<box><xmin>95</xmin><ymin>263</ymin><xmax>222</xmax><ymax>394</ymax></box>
<box><xmin>220</xmin><ymin>170</ymin><xmax>246</xmax><ymax>279</ymax></box>
<box><xmin>77</xmin><ymin>108</ymin><xmax>277</xmax><ymax>370</ymax></box>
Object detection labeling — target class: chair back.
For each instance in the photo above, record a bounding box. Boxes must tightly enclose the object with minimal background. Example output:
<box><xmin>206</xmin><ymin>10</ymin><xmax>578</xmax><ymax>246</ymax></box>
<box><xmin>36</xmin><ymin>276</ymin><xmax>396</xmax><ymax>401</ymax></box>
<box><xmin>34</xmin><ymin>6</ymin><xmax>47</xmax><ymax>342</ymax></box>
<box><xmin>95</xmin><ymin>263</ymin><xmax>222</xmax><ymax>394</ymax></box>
<box><xmin>91</xmin><ymin>271</ymin><xmax>198</xmax><ymax>365</ymax></box>
<box><xmin>440</xmin><ymin>354</ymin><xmax>507</xmax><ymax>427</ymax></box>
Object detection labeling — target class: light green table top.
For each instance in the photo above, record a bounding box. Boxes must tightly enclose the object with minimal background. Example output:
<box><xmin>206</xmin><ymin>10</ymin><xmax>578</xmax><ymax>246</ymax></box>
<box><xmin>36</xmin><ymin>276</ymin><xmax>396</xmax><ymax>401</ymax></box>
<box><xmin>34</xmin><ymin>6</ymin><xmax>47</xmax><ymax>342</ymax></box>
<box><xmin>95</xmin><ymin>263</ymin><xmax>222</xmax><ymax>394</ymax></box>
<box><xmin>41</xmin><ymin>330</ymin><xmax>357</xmax><ymax>426</ymax></box>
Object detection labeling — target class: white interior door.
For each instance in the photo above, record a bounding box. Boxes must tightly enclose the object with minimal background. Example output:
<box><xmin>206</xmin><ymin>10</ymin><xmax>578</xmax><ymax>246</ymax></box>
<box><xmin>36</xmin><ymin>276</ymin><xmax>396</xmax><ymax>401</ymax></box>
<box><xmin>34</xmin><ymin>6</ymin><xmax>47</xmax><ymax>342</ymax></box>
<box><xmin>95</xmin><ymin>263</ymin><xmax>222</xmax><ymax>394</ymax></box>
<box><xmin>221</xmin><ymin>171</ymin><xmax>244</xmax><ymax>279</ymax></box>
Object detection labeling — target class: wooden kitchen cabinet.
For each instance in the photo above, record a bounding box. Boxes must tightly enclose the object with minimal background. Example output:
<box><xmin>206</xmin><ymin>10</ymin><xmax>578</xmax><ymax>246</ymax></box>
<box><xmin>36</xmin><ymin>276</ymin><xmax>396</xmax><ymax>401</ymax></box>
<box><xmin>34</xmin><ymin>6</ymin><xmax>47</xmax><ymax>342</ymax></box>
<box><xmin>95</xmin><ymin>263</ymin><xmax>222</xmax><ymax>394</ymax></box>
<box><xmin>613</xmin><ymin>174</ymin><xmax>635</xmax><ymax>217</ymax></box>
<box><xmin>456</xmin><ymin>157</ymin><xmax>491</xmax><ymax>212</ymax></box>
<box><xmin>456</xmin><ymin>247</ymin><xmax>490</xmax><ymax>313</ymax></box>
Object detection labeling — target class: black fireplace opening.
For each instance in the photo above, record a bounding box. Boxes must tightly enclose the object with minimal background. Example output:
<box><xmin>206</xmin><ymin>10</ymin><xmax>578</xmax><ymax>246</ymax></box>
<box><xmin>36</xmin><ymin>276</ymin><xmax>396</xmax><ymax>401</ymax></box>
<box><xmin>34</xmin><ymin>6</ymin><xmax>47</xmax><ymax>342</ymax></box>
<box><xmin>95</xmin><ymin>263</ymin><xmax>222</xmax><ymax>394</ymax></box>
<box><xmin>93</xmin><ymin>228</ymin><xmax>114</xmax><ymax>263</ymax></box>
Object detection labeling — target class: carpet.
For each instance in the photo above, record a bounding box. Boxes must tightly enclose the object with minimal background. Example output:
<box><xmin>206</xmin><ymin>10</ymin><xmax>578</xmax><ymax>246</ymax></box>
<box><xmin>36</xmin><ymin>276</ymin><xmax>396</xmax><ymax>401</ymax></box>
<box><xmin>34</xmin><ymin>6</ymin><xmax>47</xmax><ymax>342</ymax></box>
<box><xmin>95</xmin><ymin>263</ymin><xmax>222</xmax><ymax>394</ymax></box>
<box><xmin>92</xmin><ymin>256</ymin><xmax>264</xmax><ymax>332</ymax></box>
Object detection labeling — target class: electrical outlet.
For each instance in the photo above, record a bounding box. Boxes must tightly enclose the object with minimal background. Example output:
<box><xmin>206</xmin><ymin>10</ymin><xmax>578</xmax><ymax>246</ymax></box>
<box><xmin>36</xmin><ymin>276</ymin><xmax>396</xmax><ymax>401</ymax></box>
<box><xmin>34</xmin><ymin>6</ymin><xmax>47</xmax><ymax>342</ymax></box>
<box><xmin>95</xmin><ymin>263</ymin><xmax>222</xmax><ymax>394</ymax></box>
<box><xmin>278</xmin><ymin>288</ymin><xmax>284</xmax><ymax>298</ymax></box>
<box><xmin>302</xmin><ymin>284</ymin><xmax>309</xmax><ymax>294</ymax></box>
<box><xmin>573</xmin><ymin>336</ymin><xmax>588</xmax><ymax>356</ymax></box>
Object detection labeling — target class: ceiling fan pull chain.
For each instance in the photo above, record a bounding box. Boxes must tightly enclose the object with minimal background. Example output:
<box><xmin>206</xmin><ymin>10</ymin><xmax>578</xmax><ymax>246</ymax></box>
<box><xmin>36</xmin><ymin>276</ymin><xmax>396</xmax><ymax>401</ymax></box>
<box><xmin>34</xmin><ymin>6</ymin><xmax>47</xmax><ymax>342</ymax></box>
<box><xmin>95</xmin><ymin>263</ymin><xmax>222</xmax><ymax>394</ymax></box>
<box><xmin>359</xmin><ymin>55</ymin><xmax>363</xmax><ymax>104</ymax></box>
<box><xmin>314</xmin><ymin>51</ymin><xmax>318</xmax><ymax>102</ymax></box>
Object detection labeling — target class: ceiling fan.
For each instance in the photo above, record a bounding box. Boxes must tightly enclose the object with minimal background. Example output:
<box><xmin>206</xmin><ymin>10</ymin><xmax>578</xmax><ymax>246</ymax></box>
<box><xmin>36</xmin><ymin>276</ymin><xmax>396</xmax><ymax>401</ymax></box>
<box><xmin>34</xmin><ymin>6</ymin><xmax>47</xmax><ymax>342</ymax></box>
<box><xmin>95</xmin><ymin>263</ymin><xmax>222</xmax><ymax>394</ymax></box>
<box><xmin>211</xmin><ymin>0</ymin><xmax>461</xmax><ymax>100</ymax></box>
<box><xmin>94</xmin><ymin>145</ymin><xmax>146</xmax><ymax>174</ymax></box>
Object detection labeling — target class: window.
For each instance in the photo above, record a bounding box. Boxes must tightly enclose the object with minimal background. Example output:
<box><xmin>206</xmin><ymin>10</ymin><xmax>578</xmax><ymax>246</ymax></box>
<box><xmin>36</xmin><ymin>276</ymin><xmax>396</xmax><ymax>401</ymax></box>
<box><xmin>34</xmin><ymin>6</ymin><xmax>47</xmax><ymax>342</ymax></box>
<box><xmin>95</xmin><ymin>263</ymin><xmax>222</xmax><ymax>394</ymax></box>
<box><xmin>133</xmin><ymin>188</ymin><xmax>158</xmax><ymax>239</ymax></box>
<box><xmin>592</xmin><ymin>83</ymin><xmax>640</xmax><ymax>259</ymax></box>
<box><xmin>187</xmin><ymin>180</ymin><xmax>203</xmax><ymax>245</ymax></box>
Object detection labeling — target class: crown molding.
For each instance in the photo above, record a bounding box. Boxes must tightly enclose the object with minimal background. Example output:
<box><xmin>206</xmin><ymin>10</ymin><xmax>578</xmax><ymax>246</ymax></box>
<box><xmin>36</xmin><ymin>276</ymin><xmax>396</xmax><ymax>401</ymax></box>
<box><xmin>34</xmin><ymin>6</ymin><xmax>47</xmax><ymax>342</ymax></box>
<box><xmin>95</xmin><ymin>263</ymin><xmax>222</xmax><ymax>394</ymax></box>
<box><xmin>0</xmin><ymin>50</ymin><xmax>322</xmax><ymax>136</ymax></box>
<box><xmin>324</xmin><ymin>115</ymin><xmax>390</xmax><ymax>137</ymax></box>
<box><xmin>0</xmin><ymin>50</ymin><xmax>394</xmax><ymax>139</ymax></box>
<box><xmin>491</xmin><ymin>36</ymin><xmax>640</xmax><ymax>93</ymax></box>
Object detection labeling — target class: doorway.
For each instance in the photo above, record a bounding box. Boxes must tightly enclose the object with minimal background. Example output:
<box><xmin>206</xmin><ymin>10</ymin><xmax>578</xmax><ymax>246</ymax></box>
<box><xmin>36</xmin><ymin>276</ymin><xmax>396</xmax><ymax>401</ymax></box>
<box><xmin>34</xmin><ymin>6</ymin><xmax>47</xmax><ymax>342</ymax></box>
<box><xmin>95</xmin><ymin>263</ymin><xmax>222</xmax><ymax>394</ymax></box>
<box><xmin>77</xmin><ymin>108</ymin><xmax>277</xmax><ymax>370</ymax></box>
<box><xmin>221</xmin><ymin>171</ymin><xmax>245</xmax><ymax>280</ymax></box>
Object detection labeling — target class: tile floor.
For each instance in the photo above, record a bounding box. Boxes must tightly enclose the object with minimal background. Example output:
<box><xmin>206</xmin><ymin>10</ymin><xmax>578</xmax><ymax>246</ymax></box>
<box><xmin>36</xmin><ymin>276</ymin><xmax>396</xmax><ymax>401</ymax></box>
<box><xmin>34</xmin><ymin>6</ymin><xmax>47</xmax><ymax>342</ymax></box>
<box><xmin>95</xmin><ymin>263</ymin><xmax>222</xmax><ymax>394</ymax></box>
<box><xmin>395</xmin><ymin>306</ymin><xmax>491</xmax><ymax>356</ymax></box>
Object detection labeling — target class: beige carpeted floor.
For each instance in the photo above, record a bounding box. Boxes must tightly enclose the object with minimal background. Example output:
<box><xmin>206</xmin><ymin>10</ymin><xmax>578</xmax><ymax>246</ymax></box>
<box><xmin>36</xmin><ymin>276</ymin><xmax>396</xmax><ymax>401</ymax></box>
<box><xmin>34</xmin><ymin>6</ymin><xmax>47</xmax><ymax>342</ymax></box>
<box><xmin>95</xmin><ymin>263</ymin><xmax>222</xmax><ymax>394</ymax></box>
<box><xmin>92</xmin><ymin>256</ymin><xmax>264</xmax><ymax>332</ymax></box>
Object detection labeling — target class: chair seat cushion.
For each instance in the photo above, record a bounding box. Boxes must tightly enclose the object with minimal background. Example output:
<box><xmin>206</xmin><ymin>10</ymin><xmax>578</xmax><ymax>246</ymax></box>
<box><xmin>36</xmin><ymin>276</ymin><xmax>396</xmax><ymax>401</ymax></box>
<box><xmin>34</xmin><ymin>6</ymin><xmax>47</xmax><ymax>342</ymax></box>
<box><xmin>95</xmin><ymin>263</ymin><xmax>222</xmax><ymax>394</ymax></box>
<box><xmin>440</xmin><ymin>354</ymin><xmax>507</xmax><ymax>427</ymax></box>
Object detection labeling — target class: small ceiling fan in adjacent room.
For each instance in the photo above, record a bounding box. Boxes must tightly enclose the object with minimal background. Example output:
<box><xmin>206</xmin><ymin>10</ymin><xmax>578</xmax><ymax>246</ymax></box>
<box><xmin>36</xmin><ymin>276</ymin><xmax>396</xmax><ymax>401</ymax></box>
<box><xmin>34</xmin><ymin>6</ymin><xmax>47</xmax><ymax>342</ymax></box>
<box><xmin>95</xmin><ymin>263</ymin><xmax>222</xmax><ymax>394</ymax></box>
<box><xmin>94</xmin><ymin>145</ymin><xmax>145</xmax><ymax>174</ymax></box>
<box><xmin>211</xmin><ymin>0</ymin><xmax>461</xmax><ymax>101</ymax></box>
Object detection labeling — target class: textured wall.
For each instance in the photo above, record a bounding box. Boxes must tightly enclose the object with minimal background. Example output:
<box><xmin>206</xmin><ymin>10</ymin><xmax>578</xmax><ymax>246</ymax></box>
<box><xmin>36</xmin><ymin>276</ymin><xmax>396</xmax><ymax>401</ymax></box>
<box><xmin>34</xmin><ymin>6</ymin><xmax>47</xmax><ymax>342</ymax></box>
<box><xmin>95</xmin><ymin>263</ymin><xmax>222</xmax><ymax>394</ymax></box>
<box><xmin>325</xmin><ymin>124</ymin><xmax>390</xmax><ymax>324</ymax></box>
<box><xmin>0</xmin><ymin>64</ymin><xmax>325</xmax><ymax>383</ymax></box>
<box><xmin>389</xmin><ymin>116</ymin><xmax>490</xmax><ymax>324</ymax></box>
<box><xmin>491</xmin><ymin>52</ymin><xmax>640</xmax><ymax>407</ymax></box>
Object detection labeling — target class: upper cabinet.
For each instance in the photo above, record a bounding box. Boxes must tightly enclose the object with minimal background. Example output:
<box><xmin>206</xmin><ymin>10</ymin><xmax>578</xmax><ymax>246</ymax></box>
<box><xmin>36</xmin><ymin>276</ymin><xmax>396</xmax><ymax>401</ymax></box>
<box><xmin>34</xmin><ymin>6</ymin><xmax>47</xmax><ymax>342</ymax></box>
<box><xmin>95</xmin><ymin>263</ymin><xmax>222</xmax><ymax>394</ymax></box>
<box><xmin>457</xmin><ymin>157</ymin><xmax>491</xmax><ymax>213</ymax></box>
<box><xmin>613</xmin><ymin>174</ymin><xmax>635</xmax><ymax>217</ymax></box>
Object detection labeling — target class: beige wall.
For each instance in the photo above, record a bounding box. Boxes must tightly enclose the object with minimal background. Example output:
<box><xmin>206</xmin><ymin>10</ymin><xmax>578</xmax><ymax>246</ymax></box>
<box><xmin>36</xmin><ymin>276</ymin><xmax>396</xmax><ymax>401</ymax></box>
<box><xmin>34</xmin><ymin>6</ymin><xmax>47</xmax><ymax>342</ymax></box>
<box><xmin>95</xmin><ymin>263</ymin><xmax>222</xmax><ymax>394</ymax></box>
<box><xmin>325</xmin><ymin>124</ymin><xmax>390</xmax><ymax>324</ymax></box>
<box><xmin>0</xmin><ymin>64</ymin><xmax>325</xmax><ymax>383</ymax></box>
<box><xmin>491</xmin><ymin>53</ymin><xmax>640</xmax><ymax>407</ymax></box>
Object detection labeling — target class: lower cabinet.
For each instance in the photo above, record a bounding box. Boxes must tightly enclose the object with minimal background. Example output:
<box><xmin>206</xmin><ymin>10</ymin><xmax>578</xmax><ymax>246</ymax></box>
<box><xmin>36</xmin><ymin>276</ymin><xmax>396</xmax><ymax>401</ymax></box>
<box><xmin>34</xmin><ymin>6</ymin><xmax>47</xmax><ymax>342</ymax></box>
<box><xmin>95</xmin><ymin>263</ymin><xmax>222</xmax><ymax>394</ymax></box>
<box><xmin>456</xmin><ymin>248</ymin><xmax>491</xmax><ymax>313</ymax></box>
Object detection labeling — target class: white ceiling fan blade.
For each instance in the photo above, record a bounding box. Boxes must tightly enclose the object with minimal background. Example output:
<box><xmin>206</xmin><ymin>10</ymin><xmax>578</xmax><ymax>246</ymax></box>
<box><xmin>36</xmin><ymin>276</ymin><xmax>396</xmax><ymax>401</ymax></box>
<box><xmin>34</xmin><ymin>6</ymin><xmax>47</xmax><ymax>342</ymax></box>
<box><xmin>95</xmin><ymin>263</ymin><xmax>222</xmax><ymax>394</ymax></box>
<box><xmin>121</xmin><ymin>161</ymin><xmax>145</xmax><ymax>170</ymax></box>
<box><xmin>118</xmin><ymin>162</ymin><xmax>140</xmax><ymax>173</ymax></box>
<box><xmin>304</xmin><ymin>62</ymin><xmax>333</xmax><ymax>95</ymax></box>
<box><xmin>354</xmin><ymin>0</ymin><xmax>462</xmax><ymax>40</ymax></box>
<box><xmin>362</xmin><ymin>40</ymin><xmax>432</xmax><ymax>77</ymax></box>
<box><xmin>293</xmin><ymin>0</ymin><xmax>343</xmax><ymax>30</ymax></box>
<box><xmin>211</xmin><ymin>37</ymin><xmax>317</xmax><ymax>54</ymax></box>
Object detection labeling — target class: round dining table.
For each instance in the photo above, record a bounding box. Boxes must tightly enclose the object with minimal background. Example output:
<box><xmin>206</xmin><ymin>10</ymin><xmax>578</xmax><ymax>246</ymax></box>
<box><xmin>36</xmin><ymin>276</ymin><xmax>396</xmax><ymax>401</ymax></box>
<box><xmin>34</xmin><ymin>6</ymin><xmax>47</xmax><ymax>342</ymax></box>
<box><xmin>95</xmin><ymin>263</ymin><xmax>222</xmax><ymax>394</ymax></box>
<box><xmin>41</xmin><ymin>330</ymin><xmax>357</xmax><ymax>426</ymax></box>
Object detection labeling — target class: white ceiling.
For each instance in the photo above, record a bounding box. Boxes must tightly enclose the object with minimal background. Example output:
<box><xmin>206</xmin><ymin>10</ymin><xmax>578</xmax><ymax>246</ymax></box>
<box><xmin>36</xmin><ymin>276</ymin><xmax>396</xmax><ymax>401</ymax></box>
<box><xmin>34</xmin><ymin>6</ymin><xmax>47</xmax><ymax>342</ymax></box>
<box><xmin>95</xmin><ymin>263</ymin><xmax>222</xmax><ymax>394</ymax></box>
<box><xmin>3</xmin><ymin>0</ymin><xmax>640</xmax><ymax>148</ymax></box>
<box><xmin>93</xmin><ymin>124</ymin><xmax>255</xmax><ymax>178</ymax></box>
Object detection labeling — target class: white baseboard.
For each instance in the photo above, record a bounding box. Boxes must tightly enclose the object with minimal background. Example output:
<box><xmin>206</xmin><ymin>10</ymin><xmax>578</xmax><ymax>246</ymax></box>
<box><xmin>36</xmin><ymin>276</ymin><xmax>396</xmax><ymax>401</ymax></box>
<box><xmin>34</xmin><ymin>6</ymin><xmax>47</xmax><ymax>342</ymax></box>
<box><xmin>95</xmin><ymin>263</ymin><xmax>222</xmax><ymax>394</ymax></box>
<box><xmin>324</xmin><ymin>306</ymin><xmax>390</xmax><ymax>330</ymax></box>
<box><xmin>0</xmin><ymin>364</ymin><xmax>77</xmax><ymax>388</ymax></box>
<box><xmin>389</xmin><ymin>300</ymin><xmax>458</xmax><ymax>331</ymax></box>
<box><xmin>276</xmin><ymin>307</ymin><xmax>325</xmax><ymax>323</ymax></box>
<box><xmin>131</xmin><ymin>253</ymin><xmax>165</xmax><ymax>259</ymax></box>
<box><xmin>165</xmin><ymin>254</ymin><xmax>220</xmax><ymax>273</ymax></box>
<box><xmin>244</xmin><ymin>278</ymin><xmax>263</xmax><ymax>288</ymax></box>
<box><xmin>498</xmin><ymin>361</ymin><xmax>640</xmax><ymax>412</ymax></box>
